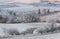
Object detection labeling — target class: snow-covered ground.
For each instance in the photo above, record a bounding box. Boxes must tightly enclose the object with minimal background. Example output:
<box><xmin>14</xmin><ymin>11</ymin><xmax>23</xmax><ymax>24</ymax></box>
<box><xmin>0</xmin><ymin>2</ymin><xmax>60</xmax><ymax>39</ymax></box>
<box><xmin>1</xmin><ymin>32</ymin><xmax>60</xmax><ymax>39</ymax></box>
<box><xmin>0</xmin><ymin>23</ymin><xmax>52</xmax><ymax>35</ymax></box>
<box><xmin>8</xmin><ymin>33</ymin><xmax>60</xmax><ymax>39</ymax></box>
<box><xmin>0</xmin><ymin>23</ymin><xmax>59</xmax><ymax>39</ymax></box>
<box><xmin>1</xmin><ymin>29</ymin><xmax>60</xmax><ymax>39</ymax></box>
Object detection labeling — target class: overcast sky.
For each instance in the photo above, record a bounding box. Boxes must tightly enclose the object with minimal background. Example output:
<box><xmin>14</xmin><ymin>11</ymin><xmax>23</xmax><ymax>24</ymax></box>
<box><xmin>0</xmin><ymin>0</ymin><xmax>60</xmax><ymax>3</ymax></box>
<box><xmin>0</xmin><ymin>0</ymin><xmax>40</xmax><ymax>3</ymax></box>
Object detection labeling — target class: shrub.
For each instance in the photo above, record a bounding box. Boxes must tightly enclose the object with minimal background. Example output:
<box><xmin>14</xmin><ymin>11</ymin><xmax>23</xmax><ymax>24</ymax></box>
<box><xmin>46</xmin><ymin>19</ymin><xmax>57</xmax><ymax>32</ymax></box>
<box><xmin>46</xmin><ymin>24</ymin><xmax>56</xmax><ymax>33</ymax></box>
<box><xmin>20</xmin><ymin>28</ymin><xmax>37</xmax><ymax>35</ymax></box>
<box><xmin>33</xmin><ymin>27</ymin><xmax>51</xmax><ymax>35</ymax></box>
<box><xmin>7</xmin><ymin>29</ymin><xmax>20</xmax><ymax>35</ymax></box>
<box><xmin>0</xmin><ymin>15</ymin><xmax>8</xmax><ymax>23</ymax></box>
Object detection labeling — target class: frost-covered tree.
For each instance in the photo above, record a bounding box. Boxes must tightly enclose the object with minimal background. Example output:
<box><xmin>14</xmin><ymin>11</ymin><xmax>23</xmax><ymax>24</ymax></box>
<box><xmin>8</xmin><ymin>11</ymin><xmax>16</xmax><ymax>16</ymax></box>
<box><xmin>38</xmin><ymin>9</ymin><xmax>41</xmax><ymax>14</ymax></box>
<box><xmin>47</xmin><ymin>19</ymin><xmax>57</xmax><ymax>32</ymax></box>
<box><xmin>23</xmin><ymin>13</ymin><xmax>40</xmax><ymax>23</ymax></box>
<box><xmin>47</xmin><ymin>9</ymin><xmax>50</xmax><ymax>13</ymax></box>
<box><xmin>4</xmin><ymin>10</ymin><xmax>41</xmax><ymax>23</ymax></box>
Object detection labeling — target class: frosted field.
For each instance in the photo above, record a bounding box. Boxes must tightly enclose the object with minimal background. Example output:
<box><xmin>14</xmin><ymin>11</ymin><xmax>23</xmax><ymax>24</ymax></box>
<box><xmin>0</xmin><ymin>3</ymin><xmax>60</xmax><ymax>39</ymax></box>
<box><xmin>40</xmin><ymin>12</ymin><xmax>60</xmax><ymax>22</ymax></box>
<box><xmin>2</xmin><ymin>33</ymin><xmax>60</xmax><ymax>39</ymax></box>
<box><xmin>0</xmin><ymin>23</ymin><xmax>60</xmax><ymax>39</ymax></box>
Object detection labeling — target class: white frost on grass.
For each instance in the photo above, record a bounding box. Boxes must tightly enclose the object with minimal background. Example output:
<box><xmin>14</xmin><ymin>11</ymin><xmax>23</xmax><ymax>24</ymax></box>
<box><xmin>0</xmin><ymin>23</ymin><xmax>33</xmax><ymax>36</ymax></box>
<box><xmin>0</xmin><ymin>23</ymin><xmax>60</xmax><ymax>38</ymax></box>
<box><xmin>0</xmin><ymin>27</ymin><xmax>10</xmax><ymax>37</ymax></box>
<box><xmin>3</xmin><ymin>33</ymin><xmax>60</xmax><ymax>39</ymax></box>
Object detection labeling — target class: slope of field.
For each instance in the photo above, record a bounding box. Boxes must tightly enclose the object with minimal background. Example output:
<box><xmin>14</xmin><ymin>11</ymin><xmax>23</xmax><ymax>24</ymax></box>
<box><xmin>0</xmin><ymin>23</ymin><xmax>60</xmax><ymax>39</ymax></box>
<box><xmin>1</xmin><ymin>32</ymin><xmax>60</xmax><ymax>39</ymax></box>
<box><xmin>40</xmin><ymin>12</ymin><xmax>60</xmax><ymax>22</ymax></box>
